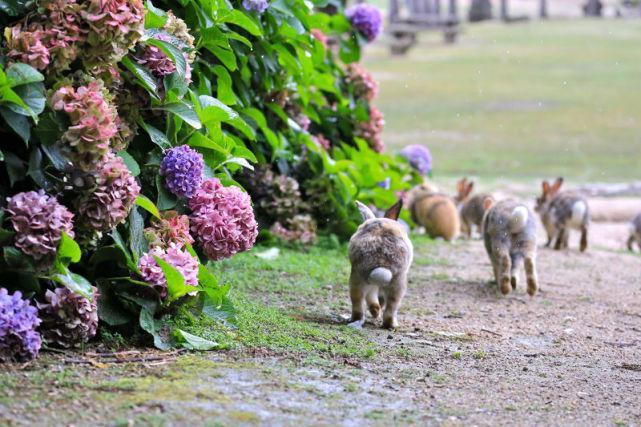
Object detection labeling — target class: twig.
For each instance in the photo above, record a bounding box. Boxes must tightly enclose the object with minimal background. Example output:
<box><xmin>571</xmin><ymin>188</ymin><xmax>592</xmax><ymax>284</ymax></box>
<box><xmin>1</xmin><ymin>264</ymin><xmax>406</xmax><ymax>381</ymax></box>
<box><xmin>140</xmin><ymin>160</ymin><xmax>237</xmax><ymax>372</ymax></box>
<box><xmin>616</xmin><ymin>363</ymin><xmax>641</xmax><ymax>372</ymax></box>
<box><xmin>63</xmin><ymin>356</ymin><xmax>171</xmax><ymax>365</ymax></box>
<box><xmin>480</xmin><ymin>328</ymin><xmax>502</xmax><ymax>337</ymax></box>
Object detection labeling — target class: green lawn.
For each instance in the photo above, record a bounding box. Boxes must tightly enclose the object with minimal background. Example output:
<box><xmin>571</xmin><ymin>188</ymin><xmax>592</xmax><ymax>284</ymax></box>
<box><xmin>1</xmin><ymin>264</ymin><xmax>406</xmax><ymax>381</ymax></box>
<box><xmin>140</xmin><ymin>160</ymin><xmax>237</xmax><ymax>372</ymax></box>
<box><xmin>364</xmin><ymin>20</ymin><xmax>641</xmax><ymax>182</ymax></box>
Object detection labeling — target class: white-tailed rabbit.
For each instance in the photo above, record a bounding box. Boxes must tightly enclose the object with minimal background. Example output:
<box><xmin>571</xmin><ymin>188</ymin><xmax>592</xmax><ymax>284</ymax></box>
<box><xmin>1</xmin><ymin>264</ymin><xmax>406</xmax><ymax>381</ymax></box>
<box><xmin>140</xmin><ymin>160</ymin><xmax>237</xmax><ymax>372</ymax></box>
<box><xmin>482</xmin><ymin>198</ymin><xmax>538</xmax><ymax>296</ymax></box>
<box><xmin>348</xmin><ymin>199</ymin><xmax>413</xmax><ymax>329</ymax></box>
<box><xmin>407</xmin><ymin>181</ymin><xmax>459</xmax><ymax>241</ymax></box>
<box><xmin>627</xmin><ymin>213</ymin><xmax>641</xmax><ymax>252</ymax></box>
<box><xmin>455</xmin><ymin>177</ymin><xmax>493</xmax><ymax>238</ymax></box>
<box><xmin>535</xmin><ymin>177</ymin><xmax>589</xmax><ymax>252</ymax></box>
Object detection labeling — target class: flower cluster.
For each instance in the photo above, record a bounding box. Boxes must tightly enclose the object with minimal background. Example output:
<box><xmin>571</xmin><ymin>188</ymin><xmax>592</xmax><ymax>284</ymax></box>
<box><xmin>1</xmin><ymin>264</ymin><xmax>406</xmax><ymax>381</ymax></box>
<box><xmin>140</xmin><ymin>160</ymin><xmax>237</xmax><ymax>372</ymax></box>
<box><xmin>311</xmin><ymin>29</ymin><xmax>328</xmax><ymax>49</ymax></box>
<box><xmin>356</xmin><ymin>106</ymin><xmax>385</xmax><ymax>153</ymax></box>
<box><xmin>400</xmin><ymin>144</ymin><xmax>432</xmax><ymax>175</ymax></box>
<box><xmin>75</xmin><ymin>152</ymin><xmax>140</xmax><ymax>232</ymax></box>
<box><xmin>138</xmin><ymin>244</ymin><xmax>199</xmax><ymax>298</ymax></box>
<box><xmin>346</xmin><ymin>63</ymin><xmax>379</xmax><ymax>102</ymax></box>
<box><xmin>270</xmin><ymin>214</ymin><xmax>317</xmax><ymax>246</ymax></box>
<box><xmin>346</xmin><ymin>4</ymin><xmax>383</xmax><ymax>42</ymax></box>
<box><xmin>313</xmin><ymin>134</ymin><xmax>331</xmax><ymax>151</ymax></box>
<box><xmin>189</xmin><ymin>178</ymin><xmax>258</xmax><ymax>261</ymax></box>
<box><xmin>160</xmin><ymin>145</ymin><xmax>204</xmax><ymax>198</ymax></box>
<box><xmin>243</xmin><ymin>0</ymin><xmax>269</xmax><ymax>14</ymax></box>
<box><xmin>138</xmin><ymin>33</ymin><xmax>177</xmax><ymax>77</ymax></box>
<box><xmin>5</xmin><ymin>190</ymin><xmax>74</xmax><ymax>266</ymax></box>
<box><xmin>0</xmin><ymin>288</ymin><xmax>41</xmax><ymax>362</ymax></box>
<box><xmin>144</xmin><ymin>211</ymin><xmax>194</xmax><ymax>250</ymax></box>
<box><xmin>37</xmin><ymin>287</ymin><xmax>99</xmax><ymax>348</ymax></box>
<box><xmin>51</xmin><ymin>81</ymin><xmax>119</xmax><ymax>170</ymax></box>
<box><xmin>81</xmin><ymin>0</ymin><xmax>145</xmax><ymax>67</ymax></box>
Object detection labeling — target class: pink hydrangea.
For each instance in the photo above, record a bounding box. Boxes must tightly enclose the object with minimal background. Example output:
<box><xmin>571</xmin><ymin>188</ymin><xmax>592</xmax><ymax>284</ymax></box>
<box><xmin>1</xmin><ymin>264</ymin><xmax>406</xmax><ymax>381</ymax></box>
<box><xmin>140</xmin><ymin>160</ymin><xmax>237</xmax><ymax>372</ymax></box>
<box><xmin>356</xmin><ymin>106</ymin><xmax>385</xmax><ymax>153</ymax></box>
<box><xmin>51</xmin><ymin>81</ymin><xmax>118</xmax><ymax>170</ymax></box>
<box><xmin>137</xmin><ymin>33</ymin><xmax>176</xmax><ymax>78</ymax></box>
<box><xmin>144</xmin><ymin>211</ymin><xmax>194</xmax><ymax>250</ymax></box>
<box><xmin>313</xmin><ymin>134</ymin><xmax>331</xmax><ymax>151</ymax></box>
<box><xmin>81</xmin><ymin>0</ymin><xmax>145</xmax><ymax>66</ymax></box>
<box><xmin>75</xmin><ymin>152</ymin><xmax>140</xmax><ymax>232</ymax></box>
<box><xmin>346</xmin><ymin>63</ymin><xmax>379</xmax><ymax>102</ymax></box>
<box><xmin>5</xmin><ymin>190</ymin><xmax>74</xmax><ymax>266</ymax></box>
<box><xmin>189</xmin><ymin>178</ymin><xmax>258</xmax><ymax>261</ymax></box>
<box><xmin>5</xmin><ymin>24</ymin><xmax>51</xmax><ymax>71</ymax></box>
<box><xmin>138</xmin><ymin>244</ymin><xmax>199</xmax><ymax>298</ymax></box>
<box><xmin>311</xmin><ymin>29</ymin><xmax>328</xmax><ymax>49</ymax></box>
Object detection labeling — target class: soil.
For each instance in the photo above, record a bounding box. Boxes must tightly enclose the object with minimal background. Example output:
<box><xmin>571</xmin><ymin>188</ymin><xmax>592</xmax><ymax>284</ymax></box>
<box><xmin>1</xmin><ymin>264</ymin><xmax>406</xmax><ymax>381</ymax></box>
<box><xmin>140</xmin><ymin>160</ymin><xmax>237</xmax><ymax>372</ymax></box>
<box><xmin>1</xmin><ymin>200</ymin><xmax>640</xmax><ymax>426</ymax></box>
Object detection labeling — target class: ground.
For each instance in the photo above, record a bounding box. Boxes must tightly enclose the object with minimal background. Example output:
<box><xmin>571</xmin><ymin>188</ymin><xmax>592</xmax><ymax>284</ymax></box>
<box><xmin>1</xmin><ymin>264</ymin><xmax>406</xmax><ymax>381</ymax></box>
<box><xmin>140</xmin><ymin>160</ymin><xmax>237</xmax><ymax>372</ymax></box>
<box><xmin>2</xmin><ymin>19</ymin><xmax>641</xmax><ymax>427</ymax></box>
<box><xmin>1</xmin><ymin>213</ymin><xmax>640</xmax><ymax>426</ymax></box>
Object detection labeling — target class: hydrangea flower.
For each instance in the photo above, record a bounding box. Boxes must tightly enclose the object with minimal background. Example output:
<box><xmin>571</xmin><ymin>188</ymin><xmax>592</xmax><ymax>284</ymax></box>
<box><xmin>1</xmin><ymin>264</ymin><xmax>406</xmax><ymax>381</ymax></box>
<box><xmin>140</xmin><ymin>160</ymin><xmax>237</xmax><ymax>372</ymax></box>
<box><xmin>346</xmin><ymin>4</ymin><xmax>383</xmax><ymax>42</ymax></box>
<box><xmin>0</xmin><ymin>288</ymin><xmax>41</xmax><ymax>362</ymax></box>
<box><xmin>5</xmin><ymin>24</ymin><xmax>51</xmax><ymax>71</ymax></box>
<box><xmin>37</xmin><ymin>287</ymin><xmax>98</xmax><ymax>348</ymax></box>
<box><xmin>76</xmin><ymin>152</ymin><xmax>141</xmax><ymax>232</ymax></box>
<box><xmin>189</xmin><ymin>178</ymin><xmax>258</xmax><ymax>261</ymax></box>
<box><xmin>138</xmin><ymin>244</ymin><xmax>199</xmax><ymax>298</ymax></box>
<box><xmin>270</xmin><ymin>214</ymin><xmax>317</xmax><ymax>246</ymax></box>
<box><xmin>144</xmin><ymin>211</ymin><xmax>194</xmax><ymax>250</ymax></box>
<box><xmin>160</xmin><ymin>145</ymin><xmax>204</xmax><ymax>198</ymax></box>
<box><xmin>137</xmin><ymin>33</ymin><xmax>177</xmax><ymax>78</ymax></box>
<box><xmin>311</xmin><ymin>29</ymin><xmax>328</xmax><ymax>49</ymax></box>
<box><xmin>242</xmin><ymin>0</ymin><xmax>269</xmax><ymax>14</ymax></box>
<box><xmin>346</xmin><ymin>63</ymin><xmax>379</xmax><ymax>102</ymax></box>
<box><xmin>51</xmin><ymin>81</ymin><xmax>118</xmax><ymax>170</ymax></box>
<box><xmin>399</xmin><ymin>144</ymin><xmax>432</xmax><ymax>175</ymax></box>
<box><xmin>313</xmin><ymin>134</ymin><xmax>331</xmax><ymax>151</ymax></box>
<box><xmin>5</xmin><ymin>190</ymin><xmax>74</xmax><ymax>266</ymax></box>
<box><xmin>81</xmin><ymin>0</ymin><xmax>145</xmax><ymax>67</ymax></box>
<box><xmin>356</xmin><ymin>106</ymin><xmax>385</xmax><ymax>153</ymax></box>
<box><xmin>40</xmin><ymin>0</ymin><xmax>85</xmax><ymax>72</ymax></box>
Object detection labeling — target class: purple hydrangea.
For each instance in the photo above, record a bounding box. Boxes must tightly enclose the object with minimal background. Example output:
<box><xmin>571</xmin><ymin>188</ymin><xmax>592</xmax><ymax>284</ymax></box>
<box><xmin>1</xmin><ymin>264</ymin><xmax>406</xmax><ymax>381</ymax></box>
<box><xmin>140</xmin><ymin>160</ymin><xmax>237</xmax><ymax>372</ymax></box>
<box><xmin>400</xmin><ymin>144</ymin><xmax>432</xmax><ymax>175</ymax></box>
<box><xmin>0</xmin><ymin>288</ymin><xmax>42</xmax><ymax>362</ymax></box>
<box><xmin>160</xmin><ymin>145</ymin><xmax>204</xmax><ymax>199</ymax></box>
<box><xmin>346</xmin><ymin>4</ymin><xmax>383</xmax><ymax>42</ymax></box>
<box><xmin>242</xmin><ymin>0</ymin><xmax>269</xmax><ymax>13</ymax></box>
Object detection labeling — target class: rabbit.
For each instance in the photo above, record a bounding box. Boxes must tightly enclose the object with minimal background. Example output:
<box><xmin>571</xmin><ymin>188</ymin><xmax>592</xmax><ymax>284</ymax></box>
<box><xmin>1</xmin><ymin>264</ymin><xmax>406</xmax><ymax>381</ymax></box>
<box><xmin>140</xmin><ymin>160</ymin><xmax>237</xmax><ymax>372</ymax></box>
<box><xmin>482</xmin><ymin>198</ymin><xmax>538</xmax><ymax>296</ymax></box>
<box><xmin>627</xmin><ymin>213</ymin><xmax>641</xmax><ymax>252</ymax></box>
<box><xmin>455</xmin><ymin>177</ymin><xmax>493</xmax><ymax>238</ymax></box>
<box><xmin>406</xmin><ymin>181</ymin><xmax>460</xmax><ymax>241</ymax></box>
<box><xmin>535</xmin><ymin>177</ymin><xmax>590</xmax><ymax>252</ymax></box>
<box><xmin>348</xmin><ymin>199</ymin><xmax>413</xmax><ymax>329</ymax></box>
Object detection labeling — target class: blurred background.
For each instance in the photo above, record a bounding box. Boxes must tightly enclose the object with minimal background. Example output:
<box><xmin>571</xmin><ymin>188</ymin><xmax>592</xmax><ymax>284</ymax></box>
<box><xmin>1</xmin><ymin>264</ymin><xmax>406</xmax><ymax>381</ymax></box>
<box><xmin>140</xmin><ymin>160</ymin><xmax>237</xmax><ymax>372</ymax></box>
<box><xmin>361</xmin><ymin>0</ymin><xmax>641</xmax><ymax>186</ymax></box>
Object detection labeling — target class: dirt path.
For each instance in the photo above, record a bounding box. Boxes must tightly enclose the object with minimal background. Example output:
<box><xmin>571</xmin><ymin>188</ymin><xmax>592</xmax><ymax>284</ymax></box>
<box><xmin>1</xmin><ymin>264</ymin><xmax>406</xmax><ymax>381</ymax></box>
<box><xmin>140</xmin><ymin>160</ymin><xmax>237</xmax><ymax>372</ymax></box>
<box><xmin>2</xmin><ymin>222</ymin><xmax>640</xmax><ymax>426</ymax></box>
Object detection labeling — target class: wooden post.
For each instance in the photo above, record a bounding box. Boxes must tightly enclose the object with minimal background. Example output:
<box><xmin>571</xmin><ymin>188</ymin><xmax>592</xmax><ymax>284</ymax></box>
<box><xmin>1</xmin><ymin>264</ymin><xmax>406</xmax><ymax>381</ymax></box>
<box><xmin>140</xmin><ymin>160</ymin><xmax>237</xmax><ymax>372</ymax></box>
<box><xmin>500</xmin><ymin>0</ymin><xmax>508</xmax><ymax>20</ymax></box>
<box><xmin>539</xmin><ymin>0</ymin><xmax>548</xmax><ymax>18</ymax></box>
<box><xmin>449</xmin><ymin>0</ymin><xmax>457</xmax><ymax>17</ymax></box>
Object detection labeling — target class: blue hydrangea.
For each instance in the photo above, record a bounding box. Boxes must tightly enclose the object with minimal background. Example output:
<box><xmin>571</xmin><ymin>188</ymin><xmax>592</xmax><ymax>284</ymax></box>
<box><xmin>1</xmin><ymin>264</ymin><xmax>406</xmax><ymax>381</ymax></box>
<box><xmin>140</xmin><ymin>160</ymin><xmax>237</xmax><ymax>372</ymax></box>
<box><xmin>160</xmin><ymin>145</ymin><xmax>204</xmax><ymax>198</ymax></box>
<box><xmin>400</xmin><ymin>144</ymin><xmax>432</xmax><ymax>175</ymax></box>
<box><xmin>242</xmin><ymin>0</ymin><xmax>269</xmax><ymax>14</ymax></box>
<box><xmin>346</xmin><ymin>4</ymin><xmax>383</xmax><ymax>42</ymax></box>
<box><xmin>0</xmin><ymin>288</ymin><xmax>41</xmax><ymax>362</ymax></box>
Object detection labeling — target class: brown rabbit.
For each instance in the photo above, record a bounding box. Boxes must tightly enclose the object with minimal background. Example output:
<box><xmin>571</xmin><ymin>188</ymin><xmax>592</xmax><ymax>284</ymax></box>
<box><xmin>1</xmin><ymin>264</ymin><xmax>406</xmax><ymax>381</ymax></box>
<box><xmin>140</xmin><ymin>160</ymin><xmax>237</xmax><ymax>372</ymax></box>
<box><xmin>482</xmin><ymin>198</ymin><xmax>538</xmax><ymax>296</ymax></box>
<box><xmin>535</xmin><ymin>177</ymin><xmax>589</xmax><ymax>252</ymax></box>
<box><xmin>407</xmin><ymin>181</ymin><xmax>460</xmax><ymax>241</ymax></box>
<box><xmin>348</xmin><ymin>199</ymin><xmax>413</xmax><ymax>329</ymax></box>
<box><xmin>627</xmin><ymin>213</ymin><xmax>641</xmax><ymax>252</ymax></box>
<box><xmin>455</xmin><ymin>177</ymin><xmax>493</xmax><ymax>238</ymax></box>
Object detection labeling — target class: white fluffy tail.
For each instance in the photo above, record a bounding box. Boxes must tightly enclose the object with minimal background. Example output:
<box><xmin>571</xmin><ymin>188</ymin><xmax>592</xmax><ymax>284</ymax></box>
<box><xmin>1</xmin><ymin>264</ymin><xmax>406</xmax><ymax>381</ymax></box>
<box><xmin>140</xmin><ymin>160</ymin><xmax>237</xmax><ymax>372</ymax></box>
<box><xmin>570</xmin><ymin>201</ymin><xmax>587</xmax><ymax>227</ymax></box>
<box><xmin>509</xmin><ymin>206</ymin><xmax>529</xmax><ymax>233</ymax></box>
<box><xmin>369</xmin><ymin>267</ymin><xmax>393</xmax><ymax>285</ymax></box>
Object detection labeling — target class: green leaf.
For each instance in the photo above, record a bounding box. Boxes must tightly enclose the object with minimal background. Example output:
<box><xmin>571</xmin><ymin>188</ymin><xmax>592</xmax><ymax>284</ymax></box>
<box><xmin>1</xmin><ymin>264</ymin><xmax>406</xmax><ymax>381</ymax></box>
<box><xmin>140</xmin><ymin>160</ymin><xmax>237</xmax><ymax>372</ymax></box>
<box><xmin>0</xmin><ymin>0</ymin><xmax>29</xmax><ymax>16</ymax></box>
<box><xmin>153</xmin><ymin>256</ymin><xmax>195</xmax><ymax>302</ymax></box>
<box><xmin>96</xmin><ymin>280</ymin><xmax>133</xmax><ymax>326</ymax></box>
<box><xmin>9</xmin><ymin>82</ymin><xmax>46</xmax><ymax>117</ymax></box>
<box><xmin>145</xmin><ymin>36</ymin><xmax>187</xmax><ymax>81</ymax></box>
<box><xmin>135</xmin><ymin>195</ymin><xmax>161</xmax><ymax>219</ymax></box>
<box><xmin>53</xmin><ymin>266</ymin><xmax>94</xmax><ymax>300</ymax></box>
<box><xmin>174</xmin><ymin>329</ymin><xmax>218</xmax><ymax>350</ymax></box>
<box><xmin>155</xmin><ymin>102</ymin><xmax>202</xmax><ymax>129</ymax></box>
<box><xmin>6</xmin><ymin>63</ymin><xmax>44</xmax><ymax>86</ymax></box>
<box><xmin>220</xmin><ymin>9</ymin><xmax>262</xmax><ymax>36</ymax></box>
<box><xmin>144</xmin><ymin>0</ymin><xmax>167</xmax><ymax>28</ymax></box>
<box><xmin>216</xmin><ymin>156</ymin><xmax>253</xmax><ymax>171</ymax></box>
<box><xmin>138</xmin><ymin>120</ymin><xmax>172</xmax><ymax>150</ymax></box>
<box><xmin>33</xmin><ymin>112</ymin><xmax>64</xmax><ymax>146</ymax></box>
<box><xmin>3</xmin><ymin>246</ymin><xmax>34</xmax><ymax>272</ymax></box>
<box><xmin>57</xmin><ymin>232</ymin><xmax>81</xmax><ymax>264</ymax></box>
<box><xmin>212</xmin><ymin>65</ymin><xmax>236</xmax><ymax>105</ymax></box>
<box><xmin>117</xmin><ymin>150</ymin><xmax>140</xmax><ymax>176</ymax></box>
<box><xmin>139</xmin><ymin>309</ymin><xmax>173</xmax><ymax>350</ymax></box>
<box><xmin>0</xmin><ymin>106</ymin><xmax>30</xmax><ymax>144</ymax></box>
<box><xmin>121</xmin><ymin>56</ymin><xmax>159</xmax><ymax>99</ymax></box>
<box><xmin>128</xmin><ymin>208</ymin><xmax>147</xmax><ymax>263</ymax></box>
<box><xmin>155</xmin><ymin>175</ymin><xmax>177</xmax><ymax>210</ymax></box>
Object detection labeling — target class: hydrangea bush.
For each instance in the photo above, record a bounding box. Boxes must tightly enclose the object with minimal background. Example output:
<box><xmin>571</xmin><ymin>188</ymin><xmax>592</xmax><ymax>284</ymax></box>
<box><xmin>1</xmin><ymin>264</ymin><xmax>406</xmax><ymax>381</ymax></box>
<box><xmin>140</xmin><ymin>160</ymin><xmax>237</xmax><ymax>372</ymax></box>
<box><xmin>0</xmin><ymin>0</ymin><xmax>420</xmax><ymax>358</ymax></box>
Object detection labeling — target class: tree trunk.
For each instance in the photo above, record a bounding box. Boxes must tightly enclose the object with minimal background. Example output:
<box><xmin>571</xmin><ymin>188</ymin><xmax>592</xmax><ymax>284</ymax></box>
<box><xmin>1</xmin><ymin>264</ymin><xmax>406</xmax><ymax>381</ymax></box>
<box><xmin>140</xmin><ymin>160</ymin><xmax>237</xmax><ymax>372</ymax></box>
<box><xmin>468</xmin><ymin>0</ymin><xmax>492</xmax><ymax>21</ymax></box>
<box><xmin>539</xmin><ymin>0</ymin><xmax>548</xmax><ymax>18</ymax></box>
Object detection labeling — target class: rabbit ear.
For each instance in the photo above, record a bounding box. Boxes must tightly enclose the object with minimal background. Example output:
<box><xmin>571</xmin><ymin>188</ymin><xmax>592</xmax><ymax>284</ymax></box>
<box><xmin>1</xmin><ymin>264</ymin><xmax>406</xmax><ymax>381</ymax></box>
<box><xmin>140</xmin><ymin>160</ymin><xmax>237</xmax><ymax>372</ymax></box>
<box><xmin>384</xmin><ymin>199</ymin><xmax>403</xmax><ymax>220</ymax></box>
<box><xmin>456</xmin><ymin>178</ymin><xmax>466</xmax><ymax>194</ymax></box>
<box><xmin>542</xmin><ymin>180</ymin><xmax>550</xmax><ymax>195</ymax></box>
<box><xmin>355</xmin><ymin>201</ymin><xmax>376</xmax><ymax>221</ymax></box>
<box><xmin>551</xmin><ymin>177</ymin><xmax>564</xmax><ymax>194</ymax></box>
<box><xmin>483</xmin><ymin>196</ymin><xmax>494</xmax><ymax>211</ymax></box>
<box><xmin>466</xmin><ymin>181</ymin><xmax>474</xmax><ymax>196</ymax></box>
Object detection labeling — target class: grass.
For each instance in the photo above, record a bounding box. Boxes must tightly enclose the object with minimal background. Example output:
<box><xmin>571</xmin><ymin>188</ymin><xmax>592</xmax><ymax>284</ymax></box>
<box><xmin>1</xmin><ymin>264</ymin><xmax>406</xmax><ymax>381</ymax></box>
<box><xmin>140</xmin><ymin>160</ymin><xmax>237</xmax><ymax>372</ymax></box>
<box><xmin>364</xmin><ymin>20</ymin><xmax>641</xmax><ymax>183</ymax></box>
